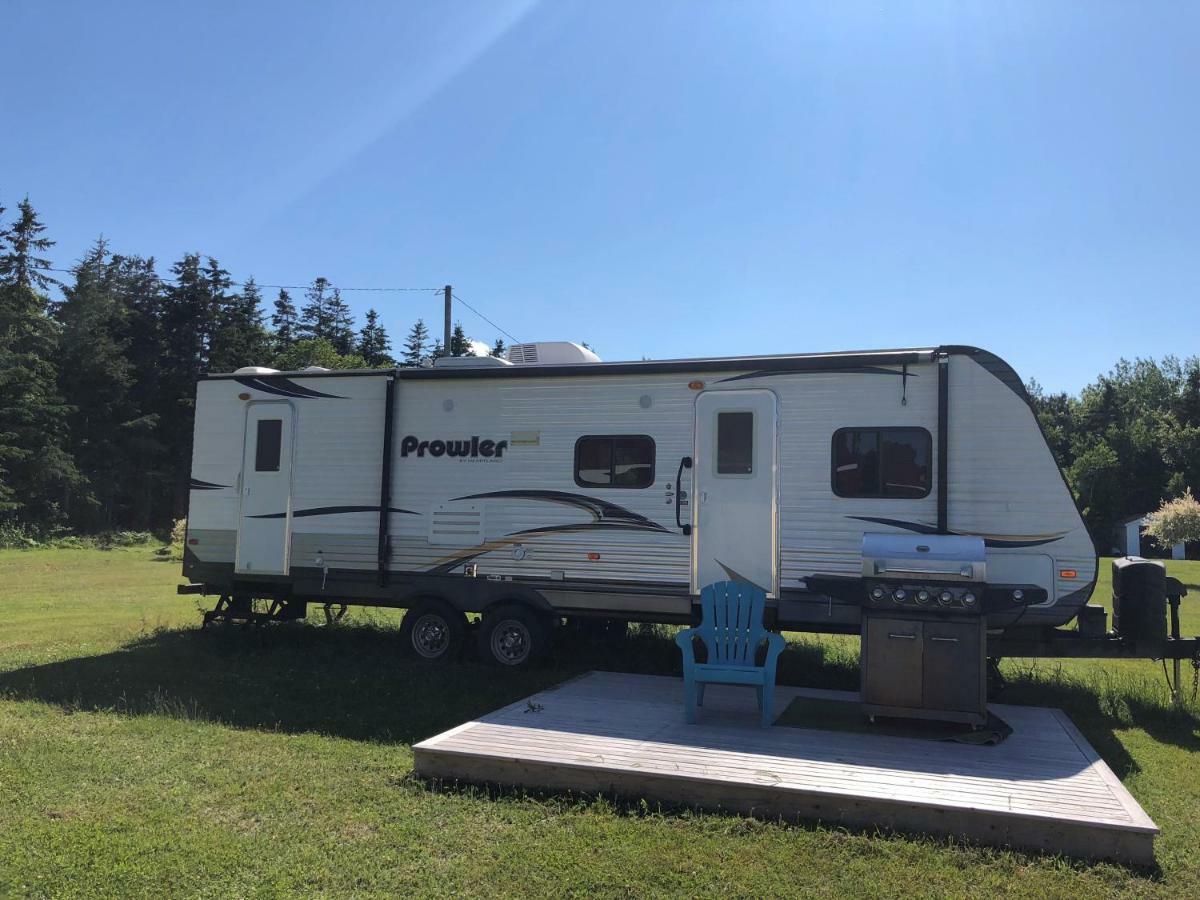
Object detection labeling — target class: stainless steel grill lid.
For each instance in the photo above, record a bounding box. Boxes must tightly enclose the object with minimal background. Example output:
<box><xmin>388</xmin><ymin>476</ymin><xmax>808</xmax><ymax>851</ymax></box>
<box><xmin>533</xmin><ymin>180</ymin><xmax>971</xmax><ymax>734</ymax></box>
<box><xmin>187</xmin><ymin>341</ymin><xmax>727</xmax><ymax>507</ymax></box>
<box><xmin>861</xmin><ymin>533</ymin><xmax>986</xmax><ymax>582</ymax></box>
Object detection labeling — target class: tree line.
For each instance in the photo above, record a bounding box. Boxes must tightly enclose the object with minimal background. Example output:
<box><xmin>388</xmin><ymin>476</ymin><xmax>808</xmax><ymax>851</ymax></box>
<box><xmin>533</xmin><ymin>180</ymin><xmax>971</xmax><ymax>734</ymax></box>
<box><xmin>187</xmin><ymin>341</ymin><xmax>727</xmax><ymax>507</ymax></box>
<box><xmin>0</xmin><ymin>195</ymin><xmax>500</xmax><ymax>538</ymax></box>
<box><xmin>1</xmin><ymin>193</ymin><xmax>1197</xmax><ymax>550</ymax></box>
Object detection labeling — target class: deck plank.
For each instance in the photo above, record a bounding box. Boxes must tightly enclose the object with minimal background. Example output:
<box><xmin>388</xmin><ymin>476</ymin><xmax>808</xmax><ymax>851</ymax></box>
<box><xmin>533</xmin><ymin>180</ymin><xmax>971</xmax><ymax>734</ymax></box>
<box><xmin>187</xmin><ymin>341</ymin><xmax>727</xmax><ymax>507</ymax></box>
<box><xmin>413</xmin><ymin>671</ymin><xmax>1158</xmax><ymax>864</ymax></box>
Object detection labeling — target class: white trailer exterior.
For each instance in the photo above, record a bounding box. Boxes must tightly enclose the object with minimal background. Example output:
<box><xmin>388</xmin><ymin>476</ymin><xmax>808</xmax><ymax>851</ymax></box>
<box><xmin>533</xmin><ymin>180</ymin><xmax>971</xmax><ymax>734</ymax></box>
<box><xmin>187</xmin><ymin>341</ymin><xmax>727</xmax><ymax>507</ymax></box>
<box><xmin>183</xmin><ymin>345</ymin><xmax>1097</xmax><ymax>660</ymax></box>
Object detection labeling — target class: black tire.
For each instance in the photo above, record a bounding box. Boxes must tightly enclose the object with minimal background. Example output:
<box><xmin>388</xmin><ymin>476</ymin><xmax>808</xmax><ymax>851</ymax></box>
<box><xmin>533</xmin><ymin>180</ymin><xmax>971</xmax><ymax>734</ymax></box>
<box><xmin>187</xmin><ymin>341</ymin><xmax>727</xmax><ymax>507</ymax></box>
<box><xmin>399</xmin><ymin>599</ymin><xmax>466</xmax><ymax>662</ymax></box>
<box><xmin>478</xmin><ymin>603</ymin><xmax>550</xmax><ymax>667</ymax></box>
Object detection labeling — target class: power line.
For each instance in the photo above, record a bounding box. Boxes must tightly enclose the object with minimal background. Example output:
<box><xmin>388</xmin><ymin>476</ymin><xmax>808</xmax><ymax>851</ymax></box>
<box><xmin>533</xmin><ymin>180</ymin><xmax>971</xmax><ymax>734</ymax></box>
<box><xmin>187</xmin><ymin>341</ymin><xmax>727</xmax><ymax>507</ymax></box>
<box><xmin>453</xmin><ymin>292</ymin><xmax>520</xmax><ymax>344</ymax></box>
<box><xmin>45</xmin><ymin>264</ymin><xmax>521</xmax><ymax>345</ymax></box>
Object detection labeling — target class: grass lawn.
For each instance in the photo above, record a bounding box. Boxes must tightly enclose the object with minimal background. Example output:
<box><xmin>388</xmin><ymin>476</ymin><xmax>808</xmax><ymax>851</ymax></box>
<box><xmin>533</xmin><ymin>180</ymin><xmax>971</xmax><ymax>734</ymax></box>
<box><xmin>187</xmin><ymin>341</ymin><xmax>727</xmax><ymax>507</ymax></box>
<box><xmin>2</xmin><ymin>548</ymin><xmax>1199</xmax><ymax>897</ymax></box>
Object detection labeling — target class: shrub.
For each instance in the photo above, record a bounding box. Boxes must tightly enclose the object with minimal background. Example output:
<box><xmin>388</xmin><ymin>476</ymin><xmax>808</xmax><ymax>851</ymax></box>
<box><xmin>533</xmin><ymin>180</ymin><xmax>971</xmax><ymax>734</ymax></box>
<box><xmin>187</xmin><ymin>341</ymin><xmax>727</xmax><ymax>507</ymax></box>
<box><xmin>166</xmin><ymin>518</ymin><xmax>188</xmax><ymax>560</ymax></box>
<box><xmin>1144</xmin><ymin>488</ymin><xmax>1200</xmax><ymax>548</ymax></box>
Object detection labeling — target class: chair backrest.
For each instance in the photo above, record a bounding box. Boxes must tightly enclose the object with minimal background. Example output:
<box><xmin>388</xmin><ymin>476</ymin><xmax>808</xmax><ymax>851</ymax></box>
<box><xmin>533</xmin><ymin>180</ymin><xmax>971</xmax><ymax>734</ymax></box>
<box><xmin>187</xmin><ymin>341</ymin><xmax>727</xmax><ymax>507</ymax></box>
<box><xmin>695</xmin><ymin>581</ymin><xmax>768</xmax><ymax>667</ymax></box>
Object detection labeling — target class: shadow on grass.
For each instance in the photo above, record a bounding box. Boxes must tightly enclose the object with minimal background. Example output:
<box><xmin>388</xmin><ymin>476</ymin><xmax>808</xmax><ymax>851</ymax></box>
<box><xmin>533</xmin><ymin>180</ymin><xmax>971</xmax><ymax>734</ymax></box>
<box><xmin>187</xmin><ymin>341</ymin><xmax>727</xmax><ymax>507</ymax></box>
<box><xmin>0</xmin><ymin>622</ymin><xmax>859</xmax><ymax>746</ymax></box>
<box><xmin>0</xmin><ymin>621</ymin><xmax>1192</xmax><ymax>779</ymax></box>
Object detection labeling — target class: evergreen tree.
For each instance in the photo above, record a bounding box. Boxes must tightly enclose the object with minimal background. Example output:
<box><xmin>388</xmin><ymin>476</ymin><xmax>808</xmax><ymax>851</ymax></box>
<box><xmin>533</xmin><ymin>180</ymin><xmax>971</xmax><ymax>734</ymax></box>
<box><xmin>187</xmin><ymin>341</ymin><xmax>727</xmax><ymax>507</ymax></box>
<box><xmin>209</xmin><ymin>276</ymin><xmax>269</xmax><ymax>372</ymax></box>
<box><xmin>0</xmin><ymin>198</ymin><xmax>81</xmax><ymax>529</ymax></box>
<box><xmin>0</xmin><ymin>197</ymin><xmax>59</xmax><ymax>291</ymax></box>
<box><xmin>156</xmin><ymin>252</ymin><xmax>218</xmax><ymax>518</ymax></box>
<box><xmin>490</xmin><ymin>338</ymin><xmax>506</xmax><ymax>358</ymax></box>
<box><xmin>357</xmin><ymin>308</ymin><xmax>393</xmax><ymax>367</ymax></box>
<box><xmin>327</xmin><ymin>288</ymin><xmax>355</xmax><ymax>355</ymax></box>
<box><xmin>402</xmin><ymin>318</ymin><xmax>429</xmax><ymax>366</ymax></box>
<box><xmin>449</xmin><ymin>321</ymin><xmax>472</xmax><ymax>357</ymax></box>
<box><xmin>55</xmin><ymin>238</ymin><xmax>154</xmax><ymax>530</ymax></box>
<box><xmin>430</xmin><ymin>338</ymin><xmax>445</xmax><ymax>359</ymax></box>
<box><xmin>271</xmin><ymin>288</ymin><xmax>298</xmax><ymax>348</ymax></box>
<box><xmin>298</xmin><ymin>276</ymin><xmax>334</xmax><ymax>341</ymax></box>
<box><xmin>106</xmin><ymin>253</ymin><xmax>166</xmax><ymax>529</ymax></box>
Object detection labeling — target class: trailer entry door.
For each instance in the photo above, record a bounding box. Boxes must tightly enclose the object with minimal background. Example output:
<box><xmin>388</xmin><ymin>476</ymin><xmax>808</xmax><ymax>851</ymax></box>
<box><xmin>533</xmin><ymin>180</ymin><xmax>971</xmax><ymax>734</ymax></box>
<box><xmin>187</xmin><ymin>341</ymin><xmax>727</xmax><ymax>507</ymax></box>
<box><xmin>235</xmin><ymin>402</ymin><xmax>294</xmax><ymax>575</ymax></box>
<box><xmin>692</xmin><ymin>389</ymin><xmax>778</xmax><ymax>596</ymax></box>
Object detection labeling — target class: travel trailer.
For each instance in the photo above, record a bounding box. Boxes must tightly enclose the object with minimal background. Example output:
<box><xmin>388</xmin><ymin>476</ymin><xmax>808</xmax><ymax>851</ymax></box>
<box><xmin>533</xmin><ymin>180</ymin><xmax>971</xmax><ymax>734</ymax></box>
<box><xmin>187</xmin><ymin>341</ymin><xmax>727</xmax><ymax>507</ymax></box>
<box><xmin>182</xmin><ymin>343</ymin><xmax>1105</xmax><ymax>667</ymax></box>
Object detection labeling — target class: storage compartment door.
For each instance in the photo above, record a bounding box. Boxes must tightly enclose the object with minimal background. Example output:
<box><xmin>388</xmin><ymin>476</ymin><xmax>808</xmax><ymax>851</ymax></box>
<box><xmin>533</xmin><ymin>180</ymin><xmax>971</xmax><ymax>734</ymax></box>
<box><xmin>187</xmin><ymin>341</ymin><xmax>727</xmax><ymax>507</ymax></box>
<box><xmin>863</xmin><ymin>617</ymin><xmax>923</xmax><ymax>709</ymax></box>
<box><xmin>921</xmin><ymin>621</ymin><xmax>983</xmax><ymax>713</ymax></box>
<box><xmin>235</xmin><ymin>402</ymin><xmax>294</xmax><ymax>575</ymax></box>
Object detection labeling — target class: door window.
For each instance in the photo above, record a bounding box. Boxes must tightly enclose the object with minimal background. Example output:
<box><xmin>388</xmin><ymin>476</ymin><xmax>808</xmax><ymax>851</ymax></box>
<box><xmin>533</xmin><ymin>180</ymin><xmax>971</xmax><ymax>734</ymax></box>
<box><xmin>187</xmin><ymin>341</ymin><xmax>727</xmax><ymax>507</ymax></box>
<box><xmin>716</xmin><ymin>411</ymin><xmax>754</xmax><ymax>475</ymax></box>
<box><xmin>255</xmin><ymin>419</ymin><xmax>283</xmax><ymax>472</ymax></box>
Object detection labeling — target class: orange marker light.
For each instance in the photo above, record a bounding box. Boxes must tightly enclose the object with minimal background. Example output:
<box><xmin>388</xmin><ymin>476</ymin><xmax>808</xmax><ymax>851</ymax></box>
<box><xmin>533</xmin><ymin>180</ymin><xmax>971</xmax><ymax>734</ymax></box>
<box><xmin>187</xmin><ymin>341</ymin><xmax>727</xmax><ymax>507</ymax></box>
<box><xmin>188</xmin><ymin>538</ymin><xmax>199</xmax><ymax>545</ymax></box>
<box><xmin>1059</xmin><ymin>569</ymin><xmax>1078</xmax><ymax>579</ymax></box>
<box><xmin>587</xmin><ymin>552</ymin><xmax>601</xmax><ymax>561</ymax></box>
<box><xmin>238</xmin><ymin>392</ymin><xmax>251</xmax><ymax>400</ymax></box>
<box><xmin>688</xmin><ymin>380</ymin><xmax>704</xmax><ymax>390</ymax></box>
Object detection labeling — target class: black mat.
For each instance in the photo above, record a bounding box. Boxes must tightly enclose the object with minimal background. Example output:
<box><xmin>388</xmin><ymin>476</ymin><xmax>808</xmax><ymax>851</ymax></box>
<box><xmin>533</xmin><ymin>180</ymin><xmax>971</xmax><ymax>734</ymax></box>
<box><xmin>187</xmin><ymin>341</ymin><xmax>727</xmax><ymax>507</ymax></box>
<box><xmin>774</xmin><ymin>696</ymin><xmax>1013</xmax><ymax>745</ymax></box>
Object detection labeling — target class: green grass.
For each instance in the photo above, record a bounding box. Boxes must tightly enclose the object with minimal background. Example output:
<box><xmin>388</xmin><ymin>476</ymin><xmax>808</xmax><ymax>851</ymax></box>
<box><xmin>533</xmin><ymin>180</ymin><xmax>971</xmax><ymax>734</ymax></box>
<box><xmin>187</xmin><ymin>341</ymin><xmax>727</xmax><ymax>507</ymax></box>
<box><xmin>1</xmin><ymin>548</ymin><xmax>1199</xmax><ymax>897</ymax></box>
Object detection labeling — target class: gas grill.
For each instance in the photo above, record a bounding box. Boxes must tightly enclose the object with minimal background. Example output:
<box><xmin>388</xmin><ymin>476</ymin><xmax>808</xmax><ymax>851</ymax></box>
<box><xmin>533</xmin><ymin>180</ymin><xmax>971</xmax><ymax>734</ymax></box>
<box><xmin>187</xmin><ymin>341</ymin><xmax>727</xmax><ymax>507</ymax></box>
<box><xmin>859</xmin><ymin>534</ymin><xmax>991</xmax><ymax>726</ymax></box>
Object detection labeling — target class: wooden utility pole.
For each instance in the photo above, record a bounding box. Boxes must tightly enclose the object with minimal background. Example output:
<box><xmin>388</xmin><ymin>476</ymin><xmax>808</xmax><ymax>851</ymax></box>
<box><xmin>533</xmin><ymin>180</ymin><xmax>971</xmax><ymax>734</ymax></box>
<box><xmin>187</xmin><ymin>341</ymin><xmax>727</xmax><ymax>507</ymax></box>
<box><xmin>443</xmin><ymin>285</ymin><xmax>452</xmax><ymax>356</ymax></box>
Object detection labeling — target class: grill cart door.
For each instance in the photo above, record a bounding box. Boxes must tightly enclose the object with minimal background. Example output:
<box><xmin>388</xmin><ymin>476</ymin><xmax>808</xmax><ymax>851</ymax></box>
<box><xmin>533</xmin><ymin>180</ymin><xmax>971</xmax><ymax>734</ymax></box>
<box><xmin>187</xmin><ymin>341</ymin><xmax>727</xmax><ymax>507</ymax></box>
<box><xmin>691</xmin><ymin>389</ymin><xmax>779</xmax><ymax>596</ymax></box>
<box><xmin>235</xmin><ymin>402</ymin><xmax>294</xmax><ymax>575</ymax></box>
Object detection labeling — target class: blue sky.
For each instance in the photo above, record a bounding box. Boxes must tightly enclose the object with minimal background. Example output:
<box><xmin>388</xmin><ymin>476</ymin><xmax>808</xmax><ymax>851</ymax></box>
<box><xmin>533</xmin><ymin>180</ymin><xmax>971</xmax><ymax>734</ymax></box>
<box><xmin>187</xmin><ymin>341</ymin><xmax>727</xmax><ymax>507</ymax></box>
<box><xmin>3</xmin><ymin>1</ymin><xmax>1197</xmax><ymax>392</ymax></box>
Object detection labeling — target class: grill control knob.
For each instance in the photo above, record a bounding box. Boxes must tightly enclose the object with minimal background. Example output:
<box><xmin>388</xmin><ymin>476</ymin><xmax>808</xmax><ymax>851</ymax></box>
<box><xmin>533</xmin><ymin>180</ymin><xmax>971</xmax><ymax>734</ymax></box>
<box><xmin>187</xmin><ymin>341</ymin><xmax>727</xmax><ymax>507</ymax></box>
<box><xmin>1012</xmin><ymin>589</ymin><xmax>1025</xmax><ymax>603</ymax></box>
<box><xmin>870</xmin><ymin>586</ymin><xmax>886</xmax><ymax>602</ymax></box>
<box><xmin>916</xmin><ymin>589</ymin><xmax>931</xmax><ymax>605</ymax></box>
<box><xmin>962</xmin><ymin>592</ymin><xmax>978</xmax><ymax>607</ymax></box>
<box><xmin>892</xmin><ymin>588</ymin><xmax>908</xmax><ymax>603</ymax></box>
<box><xmin>938</xmin><ymin>590</ymin><xmax>954</xmax><ymax>606</ymax></box>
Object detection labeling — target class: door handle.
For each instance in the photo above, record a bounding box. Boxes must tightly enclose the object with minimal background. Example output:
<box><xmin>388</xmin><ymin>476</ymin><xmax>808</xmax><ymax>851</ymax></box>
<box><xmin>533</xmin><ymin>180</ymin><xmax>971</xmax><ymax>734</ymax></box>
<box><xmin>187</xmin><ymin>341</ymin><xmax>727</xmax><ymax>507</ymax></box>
<box><xmin>675</xmin><ymin>456</ymin><xmax>692</xmax><ymax>535</ymax></box>
<box><xmin>887</xmin><ymin>632</ymin><xmax>918</xmax><ymax>640</ymax></box>
<box><xmin>929</xmin><ymin>636</ymin><xmax>959</xmax><ymax>643</ymax></box>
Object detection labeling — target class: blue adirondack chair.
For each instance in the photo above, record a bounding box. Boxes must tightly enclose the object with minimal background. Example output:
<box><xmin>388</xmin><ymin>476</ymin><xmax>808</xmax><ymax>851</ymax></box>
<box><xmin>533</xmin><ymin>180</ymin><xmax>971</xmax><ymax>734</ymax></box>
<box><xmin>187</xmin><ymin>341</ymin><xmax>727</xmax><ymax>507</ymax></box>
<box><xmin>675</xmin><ymin>581</ymin><xmax>786</xmax><ymax>727</ymax></box>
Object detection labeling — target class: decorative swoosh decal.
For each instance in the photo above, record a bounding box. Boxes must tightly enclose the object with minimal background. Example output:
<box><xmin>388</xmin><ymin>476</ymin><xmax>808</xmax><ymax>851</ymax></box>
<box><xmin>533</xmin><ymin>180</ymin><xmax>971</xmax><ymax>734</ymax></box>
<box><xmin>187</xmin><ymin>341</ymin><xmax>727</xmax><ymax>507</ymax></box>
<box><xmin>250</xmin><ymin>505</ymin><xmax>418</xmax><ymax>520</ymax></box>
<box><xmin>718</xmin><ymin>366</ymin><xmax>916</xmax><ymax>384</ymax></box>
<box><xmin>234</xmin><ymin>376</ymin><xmax>347</xmax><ymax>400</ymax></box>
<box><xmin>847</xmin><ymin>515</ymin><xmax>1069</xmax><ymax>549</ymax></box>
<box><xmin>453</xmin><ymin>490</ymin><xmax>670</xmax><ymax>533</ymax></box>
<box><xmin>714</xmin><ymin>559</ymin><xmax>768</xmax><ymax>592</ymax></box>
<box><xmin>190</xmin><ymin>478</ymin><xmax>230</xmax><ymax>491</ymax></box>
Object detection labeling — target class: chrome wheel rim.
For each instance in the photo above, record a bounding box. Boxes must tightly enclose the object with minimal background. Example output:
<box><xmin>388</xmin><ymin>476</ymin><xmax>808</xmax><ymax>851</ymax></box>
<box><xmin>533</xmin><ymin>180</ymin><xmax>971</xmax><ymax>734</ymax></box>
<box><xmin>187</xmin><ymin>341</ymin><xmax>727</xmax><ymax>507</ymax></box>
<box><xmin>490</xmin><ymin>619</ymin><xmax>532</xmax><ymax>666</ymax></box>
<box><xmin>412</xmin><ymin>613</ymin><xmax>451</xmax><ymax>658</ymax></box>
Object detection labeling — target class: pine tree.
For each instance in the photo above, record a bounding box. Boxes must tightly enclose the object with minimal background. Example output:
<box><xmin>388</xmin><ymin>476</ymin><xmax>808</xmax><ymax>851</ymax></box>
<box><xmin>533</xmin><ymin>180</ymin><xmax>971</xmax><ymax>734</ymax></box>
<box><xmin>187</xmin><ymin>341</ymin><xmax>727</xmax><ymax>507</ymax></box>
<box><xmin>0</xmin><ymin>197</ymin><xmax>59</xmax><ymax>291</ymax></box>
<box><xmin>107</xmin><ymin>253</ymin><xmax>166</xmax><ymax>529</ymax></box>
<box><xmin>55</xmin><ymin>238</ymin><xmax>153</xmax><ymax>530</ymax></box>
<box><xmin>449</xmin><ymin>321</ymin><xmax>472</xmax><ymax>357</ymax></box>
<box><xmin>210</xmin><ymin>277</ymin><xmax>269</xmax><ymax>372</ymax></box>
<box><xmin>357</xmin><ymin>308</ymin><xmax>393</xmax><ymax>367</ymax></box>
<box><xmin>271</xmin><ymin>289</ymin><xmax>298</xmax><ymax>348</ymax></box>
<box><xmin>327</xmin><ymin>288</ymin><xmax>355</xmax><ymax>355</ymax></box>
<box><xmin>403</xmin><ymin>318</ymin><xmax>429</xmax><ymax>366</ymax></box>
<box><xmin>298</xmin><ymin>277</ymin><xmax>334</xmax><ymax>341</ymax></box>
<box><xmin>430</xmin><ymin>338</ymin><xmax>445</xmax><ymax>359</ymax></box>
<box><xmin>0</xmin><ymin>198</ymin><xmax>81</xmax><ymax>529</ymax></box>
<box><xmin>490</xmin><ymin>338</ymin><xmax>506</xmax><ymax>357</ymax></box>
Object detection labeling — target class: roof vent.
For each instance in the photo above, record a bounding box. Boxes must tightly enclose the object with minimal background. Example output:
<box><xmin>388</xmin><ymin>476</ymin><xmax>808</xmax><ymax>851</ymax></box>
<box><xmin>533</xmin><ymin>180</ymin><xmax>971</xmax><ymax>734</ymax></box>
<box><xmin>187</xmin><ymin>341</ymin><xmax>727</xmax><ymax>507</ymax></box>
<box><xmin>507</xmin><ymin>342</ymin><xmax>601</xmax><ymax>366</ymax></box>
<box><xmin>233</xmin><ymin>366</ymin><xmax>280</xmax><ymax>375</ymax></box>
<box><xmin>432</xmin><ymin>355</ymin><xmax>512</xmax><ymax>368</ymax></box>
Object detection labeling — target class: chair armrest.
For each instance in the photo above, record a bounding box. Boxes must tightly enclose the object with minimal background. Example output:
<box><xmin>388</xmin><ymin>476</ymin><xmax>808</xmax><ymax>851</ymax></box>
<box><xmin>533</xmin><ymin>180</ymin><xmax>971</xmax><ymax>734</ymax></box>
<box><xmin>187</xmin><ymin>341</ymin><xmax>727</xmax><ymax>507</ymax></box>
<box><xmin>763</xmin><ymin>632</ymin><xmax>786</xmax><ymax>670</ymax></box>
<box><xmin>675</xmin><ymin>628</ymin><xmax>699</xmax><ymax>658</ymax></box>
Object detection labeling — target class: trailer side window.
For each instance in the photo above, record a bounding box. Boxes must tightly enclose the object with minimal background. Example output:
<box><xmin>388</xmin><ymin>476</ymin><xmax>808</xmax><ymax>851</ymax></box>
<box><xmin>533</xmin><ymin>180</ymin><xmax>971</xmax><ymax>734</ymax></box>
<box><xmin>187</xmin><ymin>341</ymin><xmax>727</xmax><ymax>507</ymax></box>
<box><xmin>574</xmin><ymin>436</ymin><xmax>655</xmax><ymax>488</ymax></box>
<box><xmin>255</xmin><ymin>419</ymin><xmax>283</xmax><ymax>472</ymax></box>
<box><xmin>832</xmin><ymin>428</ymin><xmax>930</xmax><ymax>498</ymax></box>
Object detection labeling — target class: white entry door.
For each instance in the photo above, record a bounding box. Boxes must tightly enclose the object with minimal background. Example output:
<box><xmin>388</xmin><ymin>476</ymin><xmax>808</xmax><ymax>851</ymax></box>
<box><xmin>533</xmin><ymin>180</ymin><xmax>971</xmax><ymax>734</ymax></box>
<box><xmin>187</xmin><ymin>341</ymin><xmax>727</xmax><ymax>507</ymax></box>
<box><xmin>235</xmin><ymin>402</ymin><xmax>294</xmax><ymax>575</ymax></box>
<box><xmin>691</xmin><ymin>390</ymin><xmax>778</xmax><ymax>596</ymax></box>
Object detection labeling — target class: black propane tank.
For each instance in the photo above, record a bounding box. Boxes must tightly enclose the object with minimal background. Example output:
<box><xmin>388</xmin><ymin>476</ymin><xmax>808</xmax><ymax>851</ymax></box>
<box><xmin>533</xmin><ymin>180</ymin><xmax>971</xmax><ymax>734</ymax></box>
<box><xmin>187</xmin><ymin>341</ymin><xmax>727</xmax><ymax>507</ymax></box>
<box><xmin>1111</xmin><ymin>556</ymin><xmax>1168</xmax><ymax>642</ymax></box>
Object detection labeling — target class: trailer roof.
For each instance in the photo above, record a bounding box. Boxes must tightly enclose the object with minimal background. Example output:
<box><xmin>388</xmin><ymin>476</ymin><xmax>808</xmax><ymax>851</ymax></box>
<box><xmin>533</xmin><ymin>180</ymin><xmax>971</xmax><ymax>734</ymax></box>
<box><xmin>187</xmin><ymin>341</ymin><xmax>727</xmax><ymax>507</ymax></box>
<box><xmin>203</xmin><ymin>346</ymin><xmax>939</xmax><ymax>380</ymax></box>
<box><xmin>199</xmin><ymin>344</ymin><xmax>1027</xmax><ymax>404</ymax></box>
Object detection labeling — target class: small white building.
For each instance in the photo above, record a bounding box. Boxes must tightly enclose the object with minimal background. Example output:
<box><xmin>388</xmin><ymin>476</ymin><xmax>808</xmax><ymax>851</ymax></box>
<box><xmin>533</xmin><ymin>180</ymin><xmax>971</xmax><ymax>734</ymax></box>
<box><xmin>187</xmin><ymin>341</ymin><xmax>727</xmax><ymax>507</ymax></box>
<box><xmin>1116</xmin><ymin>513</ymin><xmax>1185</xmax><ymax>560</ymax></box>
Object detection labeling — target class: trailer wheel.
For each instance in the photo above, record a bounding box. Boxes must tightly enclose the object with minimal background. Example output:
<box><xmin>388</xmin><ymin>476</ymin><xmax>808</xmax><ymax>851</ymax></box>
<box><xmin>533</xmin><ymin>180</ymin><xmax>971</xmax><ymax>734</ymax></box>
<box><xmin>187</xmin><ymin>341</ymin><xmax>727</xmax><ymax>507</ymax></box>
<box><xmin>478</xmin><ymin>604</ymin><xmax>549</xmax><ymax>667</ymax></box>
<box><xmin>400</xmin><ymin>600</ymin><xmax>466</xmax><ymax>662</ymax></box>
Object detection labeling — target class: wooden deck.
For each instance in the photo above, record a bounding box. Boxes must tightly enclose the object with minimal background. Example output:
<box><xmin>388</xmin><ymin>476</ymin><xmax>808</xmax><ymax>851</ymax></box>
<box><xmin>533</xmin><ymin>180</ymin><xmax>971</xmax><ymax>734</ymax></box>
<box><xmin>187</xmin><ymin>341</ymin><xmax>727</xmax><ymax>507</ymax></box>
<box><xmin>413</xmin><ymin>671</ymin><xmax>1158</xmax><ymax>865</ymax></box>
